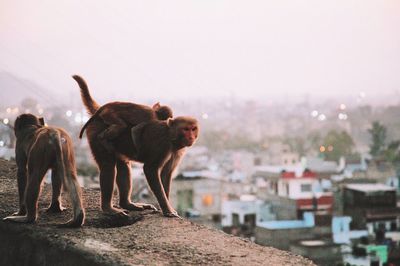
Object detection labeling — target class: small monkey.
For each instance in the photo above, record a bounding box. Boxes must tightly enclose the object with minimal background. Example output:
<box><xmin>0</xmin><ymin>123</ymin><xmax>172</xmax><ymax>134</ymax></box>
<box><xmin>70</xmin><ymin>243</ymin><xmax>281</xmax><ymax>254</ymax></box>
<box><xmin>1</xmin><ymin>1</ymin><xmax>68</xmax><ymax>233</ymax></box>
<box><xmin>73</xmin><ymin>76</ymin><xmax>173</xmax><ymax>152</ymax></box>
<box><xmin>3</xmin><ymin>114</ymin><xmax>85</xmax><ymax>227</ymax></box>
<box><xmin>78</xmin><ymin>102</ymin><xmax>173</xmax><ymax>150</ymax></box>
<box><xmin>154</xmin><ymin>102</ymin><xmax>174</xmax><ymax>120</ymax></box>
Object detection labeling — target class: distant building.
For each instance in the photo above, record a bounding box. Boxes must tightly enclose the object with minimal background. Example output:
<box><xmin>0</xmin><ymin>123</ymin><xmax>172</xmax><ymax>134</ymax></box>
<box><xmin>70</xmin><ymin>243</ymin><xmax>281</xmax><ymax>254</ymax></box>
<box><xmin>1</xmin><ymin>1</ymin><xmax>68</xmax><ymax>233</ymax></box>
<box><xmin>178</xmin><ymin>145</ymin><xmax>211</xmax><ymax>171</ymax></box>
<box><xmin>304</xmin><ymin>156</ymin><xmax>343</xmax><ymax>176</ymax></box>
<box><xmin>170</xmin><ymin>171</ymin><xmax>245</xmax><ymax>222</ymax></box>
<box><xmin>255</xmin><ymin>212</ymin><xmax>332</xmax><ymax>250</ymax></box>
<box><xmin>332</xmin><ymin>216</ymin><xmax>368</xmax><ymax>244</ymax></box>
<box><xmin>344</xmin><ymin>156</ymin><xmax>368</xmax><ymax>176</ymax></box>
<box><xmin>221</xmin><ymin>196</ymin><xmax>275</xmax><ymax>237</ymax></box>
<box><xmin>289</xmin><ymin>239</ymin><xmax>342</xmax><ymax>265</ymax></box>
<box><xmin>363</xmin><ymin>160</ymin><xmax>397</xmax><ymax>183</ymax></box>
<box><xmin>344</xmin><ymin>245</ymin><xmax>388</xmax><ymax>266</ymax></box>
<box><xmin>343</xmin><ymin>183</ymin><xmax>400</xmax><ymax>232</ymax></box>
<box><xmin>254</xmin><ymin>168</ymin><xmax>334</xmax><ymax>219</ymax></box>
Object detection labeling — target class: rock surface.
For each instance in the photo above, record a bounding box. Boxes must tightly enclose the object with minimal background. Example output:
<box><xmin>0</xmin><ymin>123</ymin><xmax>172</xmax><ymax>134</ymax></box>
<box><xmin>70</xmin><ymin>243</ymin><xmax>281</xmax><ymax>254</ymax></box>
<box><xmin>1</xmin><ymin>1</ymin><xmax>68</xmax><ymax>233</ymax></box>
<box><xmin>0</xmin><ymin>158</ymin><xmax>315</xmax><ymax>265</ymax></box>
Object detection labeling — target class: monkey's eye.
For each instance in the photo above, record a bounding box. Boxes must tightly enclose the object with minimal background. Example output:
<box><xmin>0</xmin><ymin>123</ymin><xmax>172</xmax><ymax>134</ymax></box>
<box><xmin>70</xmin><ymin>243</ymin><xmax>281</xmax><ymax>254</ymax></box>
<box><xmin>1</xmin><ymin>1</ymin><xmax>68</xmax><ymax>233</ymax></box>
<box><xmin>192</xmin><ymin>127</ymin><xmax>197</xmax><ymax>131</ymax></box>
<box><xmin>183</xmin><ymin>127</ymin><xmax>191</xmax><ymax>132</ymax></box>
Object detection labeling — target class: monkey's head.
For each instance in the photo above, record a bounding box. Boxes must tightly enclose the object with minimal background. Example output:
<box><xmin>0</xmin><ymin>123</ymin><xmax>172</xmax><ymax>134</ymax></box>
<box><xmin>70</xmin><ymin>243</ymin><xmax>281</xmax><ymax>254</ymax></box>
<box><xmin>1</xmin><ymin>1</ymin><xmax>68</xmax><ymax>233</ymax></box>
<box><xmin>14</xmin><ymin>113</ymin><xmax>44</xmax><ymax>136</ymax></box>
<box><xmin>152</xmin><ymin>102</ymin><xmax>173</xmax><ymax>120</ymax></box>
<box><xmin>169</xmin><ymin>116</ymin><xmax>199</xmax><ymax>147</ymax></box>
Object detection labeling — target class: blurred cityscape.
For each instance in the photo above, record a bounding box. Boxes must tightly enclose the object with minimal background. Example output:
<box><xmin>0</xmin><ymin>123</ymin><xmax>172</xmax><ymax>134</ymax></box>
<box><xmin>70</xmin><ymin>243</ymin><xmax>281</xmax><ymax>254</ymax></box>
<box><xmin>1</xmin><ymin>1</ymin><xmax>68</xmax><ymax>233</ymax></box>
<box><xmin>2</xmin><ymin>72</ymin><xmax>400</xmax><ymax>265</ymax></box>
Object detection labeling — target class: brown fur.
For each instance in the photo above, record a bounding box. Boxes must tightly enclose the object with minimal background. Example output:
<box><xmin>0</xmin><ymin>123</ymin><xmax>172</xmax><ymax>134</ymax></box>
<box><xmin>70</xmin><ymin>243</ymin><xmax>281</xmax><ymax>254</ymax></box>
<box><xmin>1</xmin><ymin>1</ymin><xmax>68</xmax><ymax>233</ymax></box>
<box><xmin>130</xmin><ymin>117</ymin><xmax>199</xmax><ymax>216</ymax></box>
<box><xmin>78</xmin><ymin>101</ymin><xmax>158</xmax><ymax>139</ymax></box>
<box><xmin>3</xmin><ymin>114</ymin><xmax>85</xmax><ymax>227</ymax></box>
<box><xmin>74</xmin><ymin>75</ymin><xmax>197</xmax><ymax>217</ymax></box>
<box><xmin>72</xmin><ymin>75</ymin><xmax>100</xmax><ymax>115</ymax></box>
<box><xmin>153</xmin><ymin>102</ymin><xmax>173</xmax><ymax>121</ymax></box>
<box><xmin>73</xmin><ymin>76</ymin><xmax>173</xmax><ymax>152</ymax></box>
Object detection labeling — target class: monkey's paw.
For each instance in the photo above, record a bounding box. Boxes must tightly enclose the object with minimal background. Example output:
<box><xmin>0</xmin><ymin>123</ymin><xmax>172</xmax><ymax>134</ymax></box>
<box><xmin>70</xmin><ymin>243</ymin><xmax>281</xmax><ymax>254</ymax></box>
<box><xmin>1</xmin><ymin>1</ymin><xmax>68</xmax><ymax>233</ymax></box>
<box><xmin>138</xmin><ymin>203</ymin><xmax>158</xmax><ymax>211</ymax></box>
<box><xmin>163</xmin><ymin>211</ymin><xmax>182</xmax><ymax>219</ymax></box>
<box><xmin>10</xmin><ymin>209</ymin><xmax>27</xmax><ymax>216</ymax></box>
<box><xmin>46</xmin><ymin>203</ymin><xmax>66</xmax><ymax>213</ymax></box>
<box><xmin>3</xmin><ymin>215</ymin><xmax>36</xmax><ymax>224</ymax></box>
<box><xmin>120</xmin><ymin>202</ymin><xmax>158</xmax><ymax>212</ymax></box>
<box><xmin>102</xmin><ymin>207</ymin><xmax>129</xmax><ymax>218</ymax></box>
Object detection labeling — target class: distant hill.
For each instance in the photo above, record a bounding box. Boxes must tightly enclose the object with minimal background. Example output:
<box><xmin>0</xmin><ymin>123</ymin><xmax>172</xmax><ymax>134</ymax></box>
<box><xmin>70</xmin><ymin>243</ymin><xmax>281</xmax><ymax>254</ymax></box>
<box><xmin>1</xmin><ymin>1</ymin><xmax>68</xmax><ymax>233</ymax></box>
<box><xmin>0</xmin><ymin>72</ymin><xmax>57</xmax><ymax>107</ymax></box>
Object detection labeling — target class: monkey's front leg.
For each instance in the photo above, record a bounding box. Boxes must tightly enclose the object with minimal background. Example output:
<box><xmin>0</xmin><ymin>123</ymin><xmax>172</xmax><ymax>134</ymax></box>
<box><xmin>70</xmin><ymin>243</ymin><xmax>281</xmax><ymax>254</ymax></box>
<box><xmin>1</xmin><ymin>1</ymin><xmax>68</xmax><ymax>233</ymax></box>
<box><xmin>143</xmin><ymin>164</ymin><xmax>180</xmax><ymax>218</ymax></box>
<box><xmin>46</xmin><ymin>168</ymin><xmax>66</xmax><ymax>213</ymax></box>
<box><xmin>161</xmin><ymin>155</ymin><xmax>182</xmax><ymax>200</ymax></box>
<box><xmin>4</xmin><ymin>169</ymin><xmax>43</xmax><ymax>223</ymax></box>
<box><xmin>14</xmin><ymin>153</ymin><xmax>27</xmax><ymax>216</ymax></box>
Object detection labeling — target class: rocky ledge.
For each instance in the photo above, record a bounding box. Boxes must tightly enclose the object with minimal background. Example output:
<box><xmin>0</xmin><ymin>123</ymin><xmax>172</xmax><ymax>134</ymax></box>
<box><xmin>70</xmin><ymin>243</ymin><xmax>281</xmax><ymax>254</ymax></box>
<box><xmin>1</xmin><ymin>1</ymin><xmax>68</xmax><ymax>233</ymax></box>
<box><xmin>0</xmin><ymin>158</ymin><xmax>315</xmax><ymax>265</ymax></box>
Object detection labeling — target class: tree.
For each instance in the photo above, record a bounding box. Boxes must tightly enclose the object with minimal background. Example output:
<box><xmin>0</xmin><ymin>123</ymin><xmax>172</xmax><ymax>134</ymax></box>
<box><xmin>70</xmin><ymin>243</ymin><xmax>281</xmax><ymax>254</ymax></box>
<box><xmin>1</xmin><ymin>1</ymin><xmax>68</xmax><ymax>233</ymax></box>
<box><xmin>368</xmin><ymin>121</ymin><xmax>387</xmax><ymax>159</ymax></box>
<box><xmin>322</xmin><ymin>130</ymin><xmax>355</xmax><ymax>161</ymax></box>
<box><xmin>383</xmin><ymin>140</ymin><xmax>400</xmax><ymax>166</ymax></box>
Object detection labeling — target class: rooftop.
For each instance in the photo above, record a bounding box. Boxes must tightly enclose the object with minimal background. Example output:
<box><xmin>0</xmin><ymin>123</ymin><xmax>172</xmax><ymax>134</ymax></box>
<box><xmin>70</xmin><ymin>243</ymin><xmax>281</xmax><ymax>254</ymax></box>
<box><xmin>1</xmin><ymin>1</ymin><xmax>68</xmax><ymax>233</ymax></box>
<box><xmin>345</xmin><ymin>183</ymin><xmax>396</xmax><ymax>193</ymax></box>
<box><xmin>177</xmin><ymin>170</ymin><xmax>222</xmax><ymax>180</ymax></box>
<box><xmin>257</xmin><ymin>213</ymin><xmax>314</xmax><ymax>230</ymax></box>
<box><xmin>257</xmin><ymin>220</ymin><xmax>314</xmax><ymax>230</ymax></box>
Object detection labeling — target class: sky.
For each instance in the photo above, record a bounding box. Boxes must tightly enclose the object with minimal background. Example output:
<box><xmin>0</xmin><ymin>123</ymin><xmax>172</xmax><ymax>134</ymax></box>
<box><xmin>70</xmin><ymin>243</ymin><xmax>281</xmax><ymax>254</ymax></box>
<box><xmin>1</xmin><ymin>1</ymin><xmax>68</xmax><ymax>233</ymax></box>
<box><xmin>1</xmin><ymin>0</ymin><xmax>400</xmax><ymax>104</ymax></box>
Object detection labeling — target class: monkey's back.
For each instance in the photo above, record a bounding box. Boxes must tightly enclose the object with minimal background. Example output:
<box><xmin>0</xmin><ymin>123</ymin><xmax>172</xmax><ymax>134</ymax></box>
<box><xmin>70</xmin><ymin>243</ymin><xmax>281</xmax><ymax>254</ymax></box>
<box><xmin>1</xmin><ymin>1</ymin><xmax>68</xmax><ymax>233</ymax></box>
<box><xmin>28</xmin><ymin>127</ymin><xmax>76</xmax><ymax>167</ymax></box>
<box><xmin>99</xmin><ymin>102</ymin><xmax>157</xmax><ymax>126</ymax></box>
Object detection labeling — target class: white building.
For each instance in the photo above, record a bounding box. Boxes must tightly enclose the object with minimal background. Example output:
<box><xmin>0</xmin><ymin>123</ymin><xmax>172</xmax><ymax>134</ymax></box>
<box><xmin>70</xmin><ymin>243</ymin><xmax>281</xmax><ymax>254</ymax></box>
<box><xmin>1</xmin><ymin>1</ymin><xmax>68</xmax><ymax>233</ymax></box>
<box><xmin>221</xmin><ymin>195</ymin><xmax>275</xmax><ymax>227</ymax></box>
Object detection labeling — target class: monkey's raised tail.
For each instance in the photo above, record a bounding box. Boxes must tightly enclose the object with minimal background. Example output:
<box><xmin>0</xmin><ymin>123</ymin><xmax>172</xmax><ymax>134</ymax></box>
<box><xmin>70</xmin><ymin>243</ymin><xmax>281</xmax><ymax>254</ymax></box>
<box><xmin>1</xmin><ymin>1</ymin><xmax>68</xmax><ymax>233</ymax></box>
<box><xmin>72</xmin><ymin>75</ymin><xmax>100</xmax><ymax>115</ymax></box>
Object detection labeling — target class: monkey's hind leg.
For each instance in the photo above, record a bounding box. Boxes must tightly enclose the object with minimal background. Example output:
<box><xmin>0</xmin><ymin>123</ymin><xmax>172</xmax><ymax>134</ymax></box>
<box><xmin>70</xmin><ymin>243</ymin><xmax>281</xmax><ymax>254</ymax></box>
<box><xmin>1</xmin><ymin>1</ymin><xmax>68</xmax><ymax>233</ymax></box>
<box><xmin>98</xmin><ymin>114</ymin><xmax>128</xmax><ymax>153</ymax></box>
<box><xmin>97</xmin><ymin>131</ymin><xmax>116</xmax><ymax>153</ymax></box>
<box><xmin>99</xmin><ymin>160</ymin><xmax>130</xmax><ymax>218</ymax></box>
<box><xmin>116</xmin><ymin>160</ymin><xmax>157</xmax><ymax>212</ymax></box>
<box><xmin>52</xmin><ymin>133</ymin><xmax>85</xmax><ymax>227</ymax></box>
<box><xmin>55</xmin><ymin>166</ymin><xmax>85</xmax><ymax>228</ymax></box>
<box><xmin>46</xmin><ymin>168</ymin><xmax>66</xmax><ymax>213</ymax></box>
<box><xmin>58</xmin><ymin>173</ymin><xmax>85</xmax><ymax>228</ymax></box>
<box><xmin>62</xmin><ymin>170</ymin><xmax>85</xmax><ymax>228</ymax></box>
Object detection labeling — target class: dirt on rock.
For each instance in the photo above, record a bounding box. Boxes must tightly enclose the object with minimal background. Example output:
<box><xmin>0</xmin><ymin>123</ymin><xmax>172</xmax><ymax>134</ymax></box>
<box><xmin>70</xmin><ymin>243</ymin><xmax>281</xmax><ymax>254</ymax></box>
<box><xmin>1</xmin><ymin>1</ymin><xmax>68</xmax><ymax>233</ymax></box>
<box><xmin>0</xmin><ymin>158</ymin><xmax>315</xmax><ymax>265</ymax></box>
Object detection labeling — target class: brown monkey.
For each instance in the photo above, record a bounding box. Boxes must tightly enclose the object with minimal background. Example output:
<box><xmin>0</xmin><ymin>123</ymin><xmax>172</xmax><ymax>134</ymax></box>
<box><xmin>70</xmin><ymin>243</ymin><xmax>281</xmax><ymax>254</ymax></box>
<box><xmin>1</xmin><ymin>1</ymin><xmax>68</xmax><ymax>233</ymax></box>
<box><xmin>74</xmin><ymin>74</ymin><xmax>198</xmax><ymax>217</ymax></box>
<box><xmin>3</xmin><ymin>114</ymin><xmax>85</xmax><ymax>227</ymax></box>
<box><xmin>78</xmin><ymin>102</ymin><xmax>172</xmax><ymax>152</ymax></box>
<box><xmin>130</xmin><ymin>117</ymin><xmax>199</xmax><ymax>216</ymax></box>
<box><xmin>153</xmin><ymin>102</ymin><xmax>174</xmax><ymax>120</ymax></box>
<box><xmin>73</xmin><ymin>75</ymin><xmax>173</xmax><ymax>152</ymax></box>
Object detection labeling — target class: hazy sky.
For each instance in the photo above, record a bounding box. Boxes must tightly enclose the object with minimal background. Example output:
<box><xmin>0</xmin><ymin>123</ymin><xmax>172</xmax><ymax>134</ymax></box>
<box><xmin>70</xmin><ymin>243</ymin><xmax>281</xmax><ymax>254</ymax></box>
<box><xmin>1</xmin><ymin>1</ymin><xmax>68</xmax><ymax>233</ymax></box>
<box><xmin>1</xmin><ymin>0</ymin><xmax>400</xmax><ymax>104</ymax></box>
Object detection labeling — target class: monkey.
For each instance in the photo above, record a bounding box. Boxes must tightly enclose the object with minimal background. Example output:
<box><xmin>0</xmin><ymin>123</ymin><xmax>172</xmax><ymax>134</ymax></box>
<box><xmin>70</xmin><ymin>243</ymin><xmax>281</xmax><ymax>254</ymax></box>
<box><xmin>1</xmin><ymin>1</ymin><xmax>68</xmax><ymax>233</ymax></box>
<box><xmin>130</xmin><ymin>117</ymin><xmax>199</xmax><ymax>217</ymax></box>
<box><xmin>78</xmin><ymin>101</ymin><xmax>173</xmax><ymax>152</ymax></box>
<box><xmin>73</xmin><ymin>74</ymin><xmax>198</xmax><ymax>217</ymax></box>
<box><xmin>73</xmin><ymin>76</ymin><xmax>173</xmax><ymax>152</ymax></box>
<box><xmin>3</xmin><ymin>114</ymin><xmax>85</xmax><ymax>227</ymax></box>
<box><xmin>153</xmin><ymin>102</ymin><xmax>174</xmax><ymax>121</ymax></box>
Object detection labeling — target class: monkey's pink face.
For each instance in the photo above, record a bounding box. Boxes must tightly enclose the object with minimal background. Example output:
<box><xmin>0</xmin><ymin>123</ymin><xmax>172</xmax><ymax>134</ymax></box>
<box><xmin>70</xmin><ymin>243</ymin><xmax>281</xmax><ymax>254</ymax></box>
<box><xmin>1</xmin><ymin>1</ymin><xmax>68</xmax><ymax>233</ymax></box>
<box><xmin>181</xmin><ymin>124</ymin><xmax>198</xmax><ymax>147</ymax></box>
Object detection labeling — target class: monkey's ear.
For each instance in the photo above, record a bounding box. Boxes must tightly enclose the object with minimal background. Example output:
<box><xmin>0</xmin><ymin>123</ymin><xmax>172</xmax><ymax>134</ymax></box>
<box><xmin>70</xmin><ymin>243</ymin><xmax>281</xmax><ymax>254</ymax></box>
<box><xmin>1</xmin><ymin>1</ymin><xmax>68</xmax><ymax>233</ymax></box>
<box><xmin>39</xmin><ymin>117</ymin><xmax>45</xmax><ymax>126</ymax></box>
<box><xmin>152</xmin><ymin>102</ymin><xmax>161</xmax><ymax>110</ymax></box>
